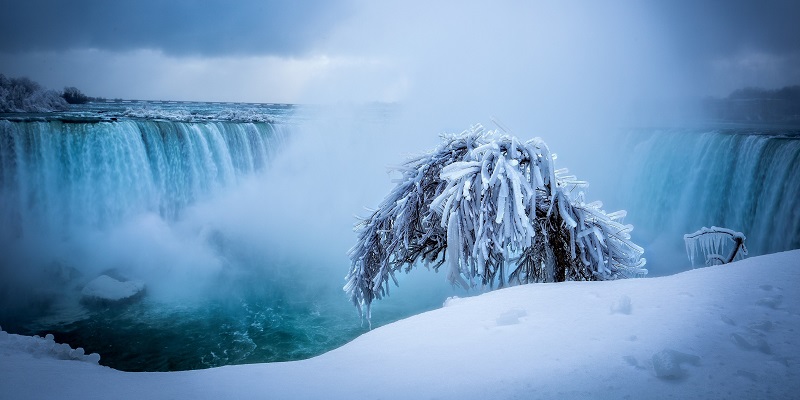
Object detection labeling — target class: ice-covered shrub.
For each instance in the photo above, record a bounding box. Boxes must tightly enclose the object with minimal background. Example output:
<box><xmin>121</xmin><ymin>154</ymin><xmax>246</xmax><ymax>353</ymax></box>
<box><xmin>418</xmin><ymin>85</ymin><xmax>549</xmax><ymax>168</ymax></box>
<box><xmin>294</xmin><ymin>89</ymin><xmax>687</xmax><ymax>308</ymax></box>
<box><xmin>0</xmin><ymin>74</ymin><xmax>68</xmax><ymax>112</ymax></box>
<box><xmin>62</xmin><ymin>86</ymin><xmax>90</xmax><ymax>104</ymax></box>
<box><xmin>684</xmin><ymin>226</ymin><xmax>747</xmax><ymax>266</ymax></box>
<box><xmin>345</xmin><ymin>125</ymin><xmax>647</xmax><ymax>318</ymax></box>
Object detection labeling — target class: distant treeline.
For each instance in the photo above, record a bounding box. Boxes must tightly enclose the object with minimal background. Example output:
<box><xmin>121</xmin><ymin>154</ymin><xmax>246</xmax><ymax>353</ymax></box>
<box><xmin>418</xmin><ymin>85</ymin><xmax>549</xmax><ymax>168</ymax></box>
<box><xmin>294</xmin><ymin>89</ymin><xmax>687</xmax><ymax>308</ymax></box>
<box><xmin>702</xmin><ymin>85</ymin><xmax>800</xmax><ymax>123</ymax></box>
<box><xmin>0</xmin><ymin>74</ymin><xmax>105</xmax><ymax>113</ymax></box>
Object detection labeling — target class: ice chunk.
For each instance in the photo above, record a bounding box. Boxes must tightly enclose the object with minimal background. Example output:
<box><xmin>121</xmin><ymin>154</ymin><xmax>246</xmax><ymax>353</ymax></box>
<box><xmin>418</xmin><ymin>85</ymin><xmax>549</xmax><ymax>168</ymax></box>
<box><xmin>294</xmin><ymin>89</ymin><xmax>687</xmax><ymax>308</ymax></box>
<box><xmin>81</xmin><ymin>275</ymin><xmax>145</xmax><ymax>304</ymax></box>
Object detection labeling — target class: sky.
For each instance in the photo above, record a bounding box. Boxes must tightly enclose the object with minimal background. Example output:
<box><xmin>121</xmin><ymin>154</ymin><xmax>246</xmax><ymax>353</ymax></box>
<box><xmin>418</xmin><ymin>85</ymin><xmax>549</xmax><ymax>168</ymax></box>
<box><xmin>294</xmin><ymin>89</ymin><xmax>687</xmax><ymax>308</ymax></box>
<box><xmin>0</xmin><ymin>0</ymin><xmax>798</xmax><ymax>107</ymax></box>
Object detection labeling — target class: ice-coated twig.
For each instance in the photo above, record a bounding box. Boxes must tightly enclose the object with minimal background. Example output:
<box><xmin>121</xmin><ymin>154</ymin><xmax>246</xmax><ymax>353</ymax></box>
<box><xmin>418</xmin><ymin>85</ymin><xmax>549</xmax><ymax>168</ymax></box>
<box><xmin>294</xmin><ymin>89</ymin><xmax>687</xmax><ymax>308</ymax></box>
<box><xmin>684</xmin><ymin>226</ymin><xmax>748</xmax><ymax>267</ymax></box>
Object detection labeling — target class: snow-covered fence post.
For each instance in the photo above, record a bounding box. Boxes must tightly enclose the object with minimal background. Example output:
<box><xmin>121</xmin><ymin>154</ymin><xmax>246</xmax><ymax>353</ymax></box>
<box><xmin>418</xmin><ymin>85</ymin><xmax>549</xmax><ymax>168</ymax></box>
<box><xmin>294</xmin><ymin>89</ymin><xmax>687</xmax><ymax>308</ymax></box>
<box><xmin>345</xmin><ymin>125</ymin><xmax>647</xmax><ymax>319</ymax></box>
<box><xmin>684</xmin><ymin>226</ymin><xmax>748</xmax><ymax>267</ymax></box>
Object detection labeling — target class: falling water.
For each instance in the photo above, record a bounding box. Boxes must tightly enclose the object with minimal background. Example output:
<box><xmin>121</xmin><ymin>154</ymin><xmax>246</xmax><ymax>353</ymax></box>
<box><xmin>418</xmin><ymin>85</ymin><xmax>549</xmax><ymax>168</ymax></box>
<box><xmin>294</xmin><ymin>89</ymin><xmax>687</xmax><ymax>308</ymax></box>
<box><xmin>0</xmin><ymin>119</ymin><xmax>288</xmax><ymax>234</ymax></box>
<box><xmin>620</xmin><ymin>126</ymin><xmax>800</xmax><ymax>274</ymax></box>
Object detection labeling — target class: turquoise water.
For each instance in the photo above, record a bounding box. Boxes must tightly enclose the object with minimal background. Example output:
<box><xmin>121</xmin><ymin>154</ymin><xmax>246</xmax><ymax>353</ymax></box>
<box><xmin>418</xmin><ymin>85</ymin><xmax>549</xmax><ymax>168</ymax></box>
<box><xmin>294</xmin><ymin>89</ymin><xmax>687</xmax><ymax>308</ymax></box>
<box><xmin>26</xmin><ymin>289</ymin><xmax>440</xmax><ymax>372</ymax></box>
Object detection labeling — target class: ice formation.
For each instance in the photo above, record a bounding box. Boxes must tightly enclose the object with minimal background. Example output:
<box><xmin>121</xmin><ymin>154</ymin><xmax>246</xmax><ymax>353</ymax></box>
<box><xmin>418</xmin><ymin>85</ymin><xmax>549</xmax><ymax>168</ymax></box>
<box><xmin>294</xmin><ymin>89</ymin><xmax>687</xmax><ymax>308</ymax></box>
<box><xmin>346</xmin><ymin>125</ymin><xmax>647</xmax><ymax>318</ymax></box>
<box><xmin>120</xmin><ymin>105</ymin><xmax>277</xmax><ymax>123</ymax></box>
<box><xmin>81</xmin><ymin>275</ymin><xmax>146</xmax><ymax>303</ymax></box>
<box><xmin>684</xmin><ymin>226</ymin><xmax>748</xmax><ymax>266</ymax></box>
<box><xmin>0</xmin><ymin>326</ymin><xmax>101</xmax><ymax>364</ymax></box>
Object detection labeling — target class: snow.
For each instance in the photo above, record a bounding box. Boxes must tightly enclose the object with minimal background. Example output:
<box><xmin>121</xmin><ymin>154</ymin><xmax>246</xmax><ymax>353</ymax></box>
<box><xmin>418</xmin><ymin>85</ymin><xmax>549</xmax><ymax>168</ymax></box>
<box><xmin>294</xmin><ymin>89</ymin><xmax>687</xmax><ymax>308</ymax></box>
<box><xmin>2</xmin><ymin>250</ymin><xmax>799</xmax><ymax>399</ymax></box>
<box><xmin>81</xmin><ymin>275</ymin><xmax>146</xmax><ymax>303</ymax></box>
<box><xmin>119</xmin><ymin>105</ymin><xmax>277</xmax><ymax>123</ymax></box>
<box><xmin>0</xmin><ymin>331</ymin><xmax>101</xmax><ymax>365</ymax></box>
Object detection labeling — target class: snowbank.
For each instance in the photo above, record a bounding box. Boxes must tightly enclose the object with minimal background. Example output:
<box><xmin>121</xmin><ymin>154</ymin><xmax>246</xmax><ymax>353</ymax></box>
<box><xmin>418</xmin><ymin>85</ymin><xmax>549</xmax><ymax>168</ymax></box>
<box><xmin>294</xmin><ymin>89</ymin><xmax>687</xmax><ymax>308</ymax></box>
<box><xmin>2</xmin><ymin>250</ymin><xmax>798</xmax><ymax>399</ymax></box>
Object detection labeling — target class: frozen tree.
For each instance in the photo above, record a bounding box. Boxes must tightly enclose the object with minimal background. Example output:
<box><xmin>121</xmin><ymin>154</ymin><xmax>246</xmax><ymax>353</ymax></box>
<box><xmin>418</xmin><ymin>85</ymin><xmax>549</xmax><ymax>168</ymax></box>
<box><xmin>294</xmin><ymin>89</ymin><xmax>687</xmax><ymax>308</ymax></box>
<box><xmin>62</xmin><ymin>86</ymin><xmax>90</xmax><ymax>104</ymax></box>
<box><xmin>684</xmin><ymin>226</ymin><xmax>747</xmax><ymax>267</ymax></box>
<box><xmin>345</xmin><ymin>125</ymin><xmax>647</xmax><ymax>319</ymax></box>
<box><xmin>0</xmin><ymin>74</ymin><xmax>68</xmax><ymax>112</ymax></box>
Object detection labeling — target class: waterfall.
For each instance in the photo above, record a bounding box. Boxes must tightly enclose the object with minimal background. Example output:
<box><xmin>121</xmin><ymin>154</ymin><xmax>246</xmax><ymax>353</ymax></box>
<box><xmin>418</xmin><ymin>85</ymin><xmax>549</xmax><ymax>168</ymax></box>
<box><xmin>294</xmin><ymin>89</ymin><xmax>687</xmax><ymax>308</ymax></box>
<box><xmin>0</xmin><ymin>119</ymin><xmax>289</xmax><ymax>237</ymax></box>
<box><xmin>621</xmin><ymin>127</ymin><xmax>800</xmax><ymax>273</ymax></box>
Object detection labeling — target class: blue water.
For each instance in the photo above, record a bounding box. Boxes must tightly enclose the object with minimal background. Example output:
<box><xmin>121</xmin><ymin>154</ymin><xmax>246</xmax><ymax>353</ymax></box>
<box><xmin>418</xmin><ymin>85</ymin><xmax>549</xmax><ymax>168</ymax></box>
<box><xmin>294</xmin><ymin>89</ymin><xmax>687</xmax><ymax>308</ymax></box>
<box><xmin>1</xmin><ymin>103</ymin><xmax>799</xmax><ymax>371</ymax></box>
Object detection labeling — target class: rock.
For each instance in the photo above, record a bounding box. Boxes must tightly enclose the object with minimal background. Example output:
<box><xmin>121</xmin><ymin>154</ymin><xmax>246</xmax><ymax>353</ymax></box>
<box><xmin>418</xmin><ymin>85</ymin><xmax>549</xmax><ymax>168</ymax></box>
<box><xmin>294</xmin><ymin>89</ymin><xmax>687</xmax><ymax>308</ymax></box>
<box><xmin>81</xmin><ymin>275</ymin><xmax>145</xmax><ymax>305</ymax></box>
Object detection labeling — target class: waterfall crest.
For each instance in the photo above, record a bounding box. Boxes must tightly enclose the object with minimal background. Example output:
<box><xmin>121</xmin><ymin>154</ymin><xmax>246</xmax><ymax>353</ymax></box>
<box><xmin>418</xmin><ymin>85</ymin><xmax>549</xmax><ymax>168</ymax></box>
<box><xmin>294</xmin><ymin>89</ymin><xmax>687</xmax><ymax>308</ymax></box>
<box><xmin>0</xmin><ymin>119</ymin><xmax>289</xmax><ymax>236</ymax></box>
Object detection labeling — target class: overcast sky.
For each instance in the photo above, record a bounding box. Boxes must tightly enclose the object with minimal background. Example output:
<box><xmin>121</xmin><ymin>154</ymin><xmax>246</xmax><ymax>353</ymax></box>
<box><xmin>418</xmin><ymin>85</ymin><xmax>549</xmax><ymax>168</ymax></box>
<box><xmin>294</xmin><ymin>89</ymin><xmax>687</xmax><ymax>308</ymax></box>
<box><xmin>0</xmin><ymin>0</ymin><xmax>797</xmax><ymax>106</ymax></box>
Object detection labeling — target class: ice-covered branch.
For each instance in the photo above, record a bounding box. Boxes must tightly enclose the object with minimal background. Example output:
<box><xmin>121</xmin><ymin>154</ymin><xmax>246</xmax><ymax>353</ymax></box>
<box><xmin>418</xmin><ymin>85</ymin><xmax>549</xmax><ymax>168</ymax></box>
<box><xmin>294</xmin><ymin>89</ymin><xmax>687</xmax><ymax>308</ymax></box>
<box><xmin>345</xmin><ymin>125</ymin><xmax>647</xmax><ymax>319</ymax></box>
<box><xmin>684</xmin><ymin>226</ymin><xmax>748</xmax><ymax>266</ymax></box>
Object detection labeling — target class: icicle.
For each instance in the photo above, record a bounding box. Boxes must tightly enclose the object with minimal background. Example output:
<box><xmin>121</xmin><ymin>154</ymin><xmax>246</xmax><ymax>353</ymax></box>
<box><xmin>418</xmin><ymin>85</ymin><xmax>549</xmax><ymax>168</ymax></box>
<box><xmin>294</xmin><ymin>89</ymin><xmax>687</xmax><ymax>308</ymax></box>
<box><xmin>684</xmin><ymin>226</ymin><xmax>747</xmax><ymax>267</ymax></box>
<box><xmin>440</xmin><ymin>161</ymin><xmax>481</xmax><ymax>181</ymax></box>
<box><xmin>462</xmin><ymin>178</ymin><xmax>472</xmax><ymax>200</ymax></box>
<box><xmin>606</xmin><ymin>210</ymin><xmax>626</xmax><ymax>221</ymax></box>
<box><xmin>480</xmin><ymin>155</ymin><xmax>492</xmax><ymax>192</ymax></box>
<box><xmin>495</xmin><ymin>178</ymin><xmax>508</xmax><ymax>224</ymax></box>
<box><xmin>446</xmin><ymin>211</ymin><xmax>469</xmax><ymax>289</ymax></box>
<box><xmin>558</xmin><ymin>196</ymin><xmax>578</xmax><ymax>229</ymax></box>
<box><xmin>532</xmin><ymin>164</ymin><xmax>545</xmax><ymax>188</ymax></box>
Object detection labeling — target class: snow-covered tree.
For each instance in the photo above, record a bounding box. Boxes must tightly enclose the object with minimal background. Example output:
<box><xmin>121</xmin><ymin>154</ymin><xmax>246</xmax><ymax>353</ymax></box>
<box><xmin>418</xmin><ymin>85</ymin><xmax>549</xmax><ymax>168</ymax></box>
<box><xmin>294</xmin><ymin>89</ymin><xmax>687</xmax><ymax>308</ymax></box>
<box><xmin>345</xmin><ymin>125</ymin><xmax>647</xmax><ymax>319</ymax></box>
<box><xmin>62</xmin><ymin>86</ymin><xmax>90</xmax><ymax>104</ymax></box>
<box><xmin>0</xmin><ymin>74</ymin><xmax>68</xmax><ymax>112</ymax></box>
<box><xmin>684</xmin><ymin>226</ymin><xmax>747</xmax><ymax>267</ymax></box>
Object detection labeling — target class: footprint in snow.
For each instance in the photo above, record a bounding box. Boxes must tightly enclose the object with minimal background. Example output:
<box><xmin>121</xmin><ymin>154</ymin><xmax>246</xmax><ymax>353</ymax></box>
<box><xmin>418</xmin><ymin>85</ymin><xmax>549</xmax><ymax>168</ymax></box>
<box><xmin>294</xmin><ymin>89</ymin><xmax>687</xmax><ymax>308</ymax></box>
<box><xmin>610</xmin><ymin>295</ymin><xmax>632</xmax><ymax>315</ymax></box>
<box><xmin>756</xmin><ymin>295</ymin><xmax>783</xmax><ymax>309</ymax></box>
<box><xmin>623</xmin><ymin>355</ymin><xmax>645</xmax><ymax>370</ymax></box>
<box><xmin>495</xmin><ymin>308</ymin><xmax>527</xmax><ymax>326</ymax></box>
<box><xmin>730</xmin><ymin>332</ymin><xmax>771</xmax><ymax>354</ymax></box>
<box><xmin>651</xmin><ymin>349</ymin><xmax>701</xmax><ymax>380</ymax></box>
<box><xmin>720</xmin><ymin>315</ymin><xmax>736</xmax><ymax>326</ymax></box>
<box><xmin>747</xmin><ymin>320</ymin><xmax>773</xmax><ymax>332</ymax></box>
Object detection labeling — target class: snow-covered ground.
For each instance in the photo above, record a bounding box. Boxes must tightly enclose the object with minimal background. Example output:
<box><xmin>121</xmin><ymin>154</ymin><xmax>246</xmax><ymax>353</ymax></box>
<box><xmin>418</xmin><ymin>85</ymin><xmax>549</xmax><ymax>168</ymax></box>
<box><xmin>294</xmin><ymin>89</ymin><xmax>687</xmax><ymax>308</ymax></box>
<box><xmin>2</xmin><ymin>250</ymin><xmax>798</xmax><ymax>399</ymax></box>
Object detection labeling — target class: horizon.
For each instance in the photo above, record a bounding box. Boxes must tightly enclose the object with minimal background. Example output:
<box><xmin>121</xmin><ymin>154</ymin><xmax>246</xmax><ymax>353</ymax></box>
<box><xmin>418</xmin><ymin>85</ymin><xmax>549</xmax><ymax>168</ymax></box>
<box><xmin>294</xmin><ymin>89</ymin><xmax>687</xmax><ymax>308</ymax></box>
<box><xmin>4</xmin><ymin>71</ymin><xmax>799</xmax><ymax>109</ymax></box>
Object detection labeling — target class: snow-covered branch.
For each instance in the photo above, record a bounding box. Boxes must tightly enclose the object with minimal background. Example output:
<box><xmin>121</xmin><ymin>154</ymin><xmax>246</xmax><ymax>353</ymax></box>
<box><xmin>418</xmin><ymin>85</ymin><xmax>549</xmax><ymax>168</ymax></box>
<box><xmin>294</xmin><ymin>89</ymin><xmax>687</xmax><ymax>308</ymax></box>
<box><xmin>346</xmin><ymin>125</ymin><xmax>647</xmax><ymax>319</ymax></box>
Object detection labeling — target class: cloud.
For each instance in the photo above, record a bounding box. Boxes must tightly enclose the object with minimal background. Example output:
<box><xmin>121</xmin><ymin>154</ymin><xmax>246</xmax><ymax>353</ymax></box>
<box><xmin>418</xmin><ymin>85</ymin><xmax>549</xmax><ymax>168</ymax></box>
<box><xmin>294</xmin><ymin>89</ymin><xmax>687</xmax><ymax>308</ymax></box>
<box><xmin>708</xmin><ymin>50</ymin><xmax>800</xmax><ymax>94</ymax></box>
<box><xmin>0</xmin><ymin>0</ymin><xmax>353</xmax><ymax>56</ymax></box>
<box><xmin>1</xmin><ymin>0</ymin><xmax>797</xmax><ymax>106</ymax></box>
<box><xmin>0</xmin><ymin>48</ymin><xmax>408</xmax><ymax>103</ymax></box>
